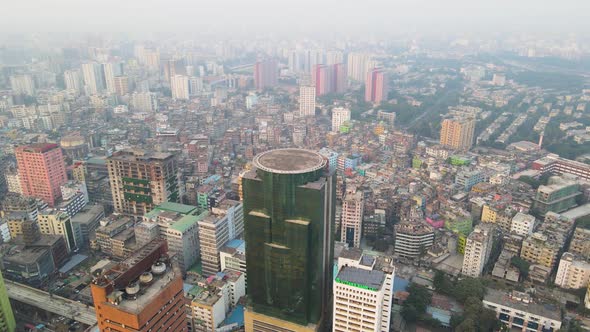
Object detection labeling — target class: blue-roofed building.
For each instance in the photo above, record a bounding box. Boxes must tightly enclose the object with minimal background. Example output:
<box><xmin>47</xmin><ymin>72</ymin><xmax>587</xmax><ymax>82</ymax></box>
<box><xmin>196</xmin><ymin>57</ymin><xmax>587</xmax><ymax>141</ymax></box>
<box><xmin>220</xmin><ymin>239</ymin><xmax>247</xmax><ymax>279</ymax></box>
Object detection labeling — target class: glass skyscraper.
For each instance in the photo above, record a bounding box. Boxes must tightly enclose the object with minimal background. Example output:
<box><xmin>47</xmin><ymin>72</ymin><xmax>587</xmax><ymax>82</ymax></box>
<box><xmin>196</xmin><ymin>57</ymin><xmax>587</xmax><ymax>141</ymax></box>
<box><xmin>243</xmin><ymin>149</ymin><xmax>336</xmax><ymax>331</ymax></box>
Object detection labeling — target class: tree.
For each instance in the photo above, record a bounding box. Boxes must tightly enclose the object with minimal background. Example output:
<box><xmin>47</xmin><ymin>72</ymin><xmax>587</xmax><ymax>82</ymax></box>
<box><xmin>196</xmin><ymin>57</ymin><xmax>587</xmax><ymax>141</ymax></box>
<box><xmin>455</xmin><ymin>318</ymin><xmax>476</xmax><ymax>332</ymax></box>
<box><xmin>401</xmin><ymin>283</ymin><xmax>432</xmax><ymax>323</ymax></box>
<box><xmin>510</xmin><ymin>256</ymin><xmax>531</xmax><ymax>279</ymax></box>
<box><xmin>454</xmin><ymin>277</ymin><xmax>486</xmax><ymax>302</ymax></box>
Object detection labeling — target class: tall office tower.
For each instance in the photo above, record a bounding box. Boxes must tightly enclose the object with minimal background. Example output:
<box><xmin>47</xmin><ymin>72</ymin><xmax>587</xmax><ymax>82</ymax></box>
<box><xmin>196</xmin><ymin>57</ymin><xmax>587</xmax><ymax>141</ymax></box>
<box><xmin>131</xmin><ymin>92</ymin><xmax>158</xmax><ymax>112</ymax></box>
<box><xmin>439</xmin><ymin>116</ymin><xmax>476</xmax><ymax>150</ymax></box>
<box><xmin>347</xmin><ymin>53</ymin><xmax>373</xmax><ymax>81</ymax></box>
<box><xmin>365</xmin><ymin>68</ymin><xmax>388</xmax><ymax>104</ymax></box>
<box><xmin>312</xmin><ymin>64</ymin><xmax>333</xmax><ymax>96</ymax></box>
<box><xmin>81</xmin><ymin>62</ymin><xmax>105</xmax><ymax>95</ymax></box>
<box><xmin>340</xmin><ymin>187</ymin><xmax>364</xmax><ymax>248</ymax></box>
<box><xmin>254</xmin><ymin>59</ymin><xmax>278</xmax><ymax>90</ymax></box>
<box><xmin>103</xmin><ymin>62</ymin><xmax>123</xmax><ymax>94</ymax></box>
<box><xmin>299</xmin><ymin>85</ymin><xmax>316</xmax><ymax>117</ymax></box>
<box><xmin>0</xmin><ymin>271</ymin><xmax>16</xmax><ymax>332</ymax></box>
<box><xmin>91</xmin><ymin>239</ymin><xmax>187</xmax><ymax>332</ymax></box>
<box><xmin>462</xmin><ymin>224</ymin><xmax>494</xmax><ymax>277</ymax></box>
<box><xmin>113</xmin><ymin>76</ymin><xmax>129</xmax><ymax>96</ymax></box>
<box><xmin>331</xmin><ymin>107</ymin><xmax>351</xmax><ymax>133</ymax></box>
<box><xmin>64</xmin><ymin>69</ymin><xmax>82</xmax><ymax>95</ymax></box>
<box><xmin>326</xmin><ymin>51</ymin><xmax>344</xmax><ymax>65</ymax></box>
<box><xmin>107</xmin><ymin>149</ymin><xmax>179</xmax><ymax>217</ymax></box>
<box><xmin>242</xmin><ymin>149</ymin><xmax>335</xmax><ymax>331</ymax></box>
<box><xmin>332</xmin><ymin>63</ymin><xmax>348</xmax><ymax>94</ymax></box>
<box><xmin>171</xmin><ymin>75</ymin><xmax>190</xmax><ymax>100</ymax></box>
<box><xmin>16</xmin><ymin>143</ymin><xmax>67</xmax><ymax>207</ymax></box>
<box><xmin>9</xmin><ymin>74</ymin><xmax>35</xmax><ymax>96</ymax></box>
<box><xmin>308</xmin><ymin>50</ymin><xmax>326</xmax><ymax>70</ymax></box>
<box><xmin>333</xmin><ymin>248</ymin><xmax>394</xmax><ymax>332</ymax></box>
<box><xmin>288</xmin><ymin>50</ymin><xmax>306</xmax><ymax>73</ymax></box>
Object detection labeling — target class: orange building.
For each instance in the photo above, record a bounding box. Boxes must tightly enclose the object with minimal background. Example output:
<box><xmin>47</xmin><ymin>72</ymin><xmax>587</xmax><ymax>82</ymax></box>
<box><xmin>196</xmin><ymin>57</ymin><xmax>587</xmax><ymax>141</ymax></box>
<box><xmin>90</xmin><ymin>239</ymin><xmax>187</xmax><ymax>331</ymax></box>
<box><xmin>439</xmin><ymin>117</ymin><xmax>475</xmax><ymax>150</ymax></box>
<box><xmin>16</xmin><ymin>143</ymin><xmax>67</xmax><ymax>207</ymax></box>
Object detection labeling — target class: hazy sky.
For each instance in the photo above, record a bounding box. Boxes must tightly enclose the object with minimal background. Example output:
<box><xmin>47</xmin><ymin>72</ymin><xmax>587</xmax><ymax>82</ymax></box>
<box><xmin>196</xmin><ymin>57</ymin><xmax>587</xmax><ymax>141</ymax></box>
<box><xmin>3</xmin><ymin>0</ymin><xmax>590</xmax><ymax>36</ymax></box>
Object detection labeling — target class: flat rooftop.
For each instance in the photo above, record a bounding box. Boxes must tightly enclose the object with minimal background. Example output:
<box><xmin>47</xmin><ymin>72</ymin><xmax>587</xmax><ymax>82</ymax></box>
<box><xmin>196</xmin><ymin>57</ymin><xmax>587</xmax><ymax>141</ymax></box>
<box><xmin>117</xmin><ymin>267</ymin><xmax>179</xmax><ymax>313</ymax></box>
<box><xmin>253</xmin><ymin>148</ymin><xmax>326</xmax><ymax>174</ymax></box>
<box><xmin>336</xmin><ymin>266</ymin><xmax>385</xmax><ymax>291</ymax></box>
<box><xmin>483</xmin><ymin>288</ymin><xmax>561</xmax><ymax>321</ymax></box>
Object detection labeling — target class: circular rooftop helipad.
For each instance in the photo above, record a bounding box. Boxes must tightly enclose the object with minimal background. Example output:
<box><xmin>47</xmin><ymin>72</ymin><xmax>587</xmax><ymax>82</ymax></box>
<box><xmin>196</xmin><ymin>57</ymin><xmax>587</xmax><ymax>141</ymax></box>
<box><xmin>253</xmin><ymin>148</ymin><xmax>326</xmax><ymax>174</ymax></box>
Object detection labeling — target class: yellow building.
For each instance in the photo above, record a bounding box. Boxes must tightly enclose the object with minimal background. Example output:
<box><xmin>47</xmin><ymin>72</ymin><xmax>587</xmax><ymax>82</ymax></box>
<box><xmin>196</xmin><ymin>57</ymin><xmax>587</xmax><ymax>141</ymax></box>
<box><xmin>481</xmin><ymin>205</ymin><xmax>498</xmax><ymax>223</ymax></box>
<box><xmin>6</xmin><ymin>215</ymin><xmax>26</xmax><ymax>239</ymax></box>
<box><xmin>245</xmin><ymin>308</ymin><xmax>320</xmax><ymax>332</ymax></box>
<box><xmin>520</xmin><ymin>232</ymin><xmax>560</xmax><ymax>268</ymax></box>
<box><xmin>38</xmin><ymin>211</ymin><xmax>76</xmax><ymax>252</ymax></box>
<box><xmin>439</xmin><ymin>117</ymin><xmax>475</xmax><ymax>150</ymax></box>
<box><xmin>569</xmin><ymin>227</ymin><xmax>590</xmax><ymax>260</ymax></box>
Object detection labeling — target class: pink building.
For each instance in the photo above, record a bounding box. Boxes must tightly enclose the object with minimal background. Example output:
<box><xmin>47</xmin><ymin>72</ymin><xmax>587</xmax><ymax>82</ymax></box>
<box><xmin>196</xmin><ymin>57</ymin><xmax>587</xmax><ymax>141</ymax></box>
<box><xmin>313</xmin><ymin>63</ymin><xmax>348</xmax><ymax>96</ymax></box>
<box><xmin>365</xmin><ymin>68</ymin><xmax>388</xmax><ymax>103</ymax></box>
<box><xmin>254</xmin><ymin>59</ymin><xmax>278</xmax><ymax>90</ymax></box>
<box><xmin>16</xmin><ymin>143</ymin><xmax>67</xmax><ymax>207</ymax></box>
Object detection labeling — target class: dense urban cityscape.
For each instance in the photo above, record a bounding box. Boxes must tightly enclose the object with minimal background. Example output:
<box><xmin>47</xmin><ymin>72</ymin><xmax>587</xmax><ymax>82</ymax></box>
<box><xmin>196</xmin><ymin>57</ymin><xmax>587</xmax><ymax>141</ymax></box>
<box><xmin>0</xmin><ymin>2</ymin><xmax>590</xmax><ymax>332</ymax></box>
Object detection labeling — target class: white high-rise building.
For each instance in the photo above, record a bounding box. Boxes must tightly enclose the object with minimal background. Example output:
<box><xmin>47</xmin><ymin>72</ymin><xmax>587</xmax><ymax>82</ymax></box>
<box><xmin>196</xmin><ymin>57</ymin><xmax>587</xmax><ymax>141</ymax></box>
<box><xmin>462</xmin><ymin>224</ymin><xmax>494</xmax><ymax>277</ymax></box>
<box><xmin>131</xmin><ymin>92</ymin><xmax>158</xmax><ymax>112</ymax></box>
<box><xmin>510</xmin><ymin>212</ymin><xmax>536</xmax><ymax>236</ymax></box>
<box><xmin>171</xmin><ymin>75</ymin><xmax>190</xmax><ymax>100</ymax></box>
<box><xmin>198</xmin><ymin>200</ymin><xmax>244</xmax><ymax>276</ymax></box>
<box><xmin>334</xmin><ymin>248</ymin><xmax>394</xmax><ymax>332</ymax></box>
<box><xmin>299</xmin><ymin>85</ymin><xmax>316</xmax><ymax>117</ymax></box>
<box><xmin>326</xmin><ymin>51</ymin><xmax>344</xmax><ymax>65</ymax></box>
<box><xmin>64</xmin><ymin>70</ymin><xmax>82</xmax><ymax>95</ymax></box>
<box><xmin>340</xmin><ymin>187</ymin><xmax>364</xmax><ymax>248</ymax></box>
<box><xmin>10</xmin><ymin>74</ymin><xmax>35</xmax><ymax>96</ymax></box>
<box><xmin>102</xmin><ymin>62</ymin><xmax>123</xmax><ymax>94</ymax></box>
<box><xmin>81</xmin><ymin>63</ymin><xmax>105</xmax><ymax>95</ymax></box>
<box><xmin>347</xmin><ymin>53</ymin><xmax>374</xmax><ymax>81</ymax></box>
<box><xmin>332</xmin><ymin>107</ymin><xmax>351</xmax><ymax>132</ymax></box>
<box><xmin>5</xmin><ymin>171</ymin><xmax>22</xmax><ymax>194</ymax></box>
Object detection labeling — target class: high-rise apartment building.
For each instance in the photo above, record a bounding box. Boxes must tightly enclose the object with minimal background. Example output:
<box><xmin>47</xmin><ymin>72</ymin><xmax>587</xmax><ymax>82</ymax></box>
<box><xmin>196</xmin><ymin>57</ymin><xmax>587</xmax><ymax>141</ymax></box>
<box><xmin>347</xmin><ymin>53</ymin><xmax>373</xmax><ymax>81</ymax></box>
<box><xmin>340</xmin><ymin>187</ymin><xmax>364</xmax><ymax>248</ymax></box>
<box><xmin>113</xmin><ymin>75</ymin><xmax>129</xmax><ymax>96</ymax></box>
<box><xmin>313</xmin><ymin>64</ymin><xmax>332</xmax><ymax>96</ymax></box>
<box><xmin>9</xmin><ymin>74</ymin><xmax>35</xmax><ymax>96</ymax></box>
<box><xmin>131</xmin><ymin>92</ymin><xmax>158</xmax><ymax>112</ymax></box>
<box><xmin>90</xmin><ymin>239</ymin><xmax>187</xmax><ymax>331</ymax></box>
<box><xmin>103</xmin><ymin>62</ymin><xmax>123</xmax><ymax>94</ymax></box>
<box><xmin>254</xmin><ymin>59</ymin><xmax>278</xmax><ymax>90</ymax></box>
<box><xmin>64</xmin><ymin>69</ymin><xmax>82</xmax><ymax>94</ymax></box>
<box><xmin>16</xmin><ymin>143</ymin><xmax>67</xmax><ymax>207</ymax></box>
<box><xmin>334</xmin><ymin>248</ymin><xmax>394</xmax><ymax>332</ymax></box>
<box><xmin>171</xmin><ymin>75</ymin><xmax>190</xmax><ymax>100</ymax></box>
<box><xmin>81</xmin><ymin>62</ymin><xmax>105</xmax><ymax>95</ymax></box>
<box><xmin>242</xmin><ymin>149</ymin><xmax>335</xmax><ymax>331</ymax></box>
<box><xmin>439</xmin><ymin>116</ymin><xmax>476</xmax><ymax>150</ymax></box>
<box><xmin>312</xmin><ymin>64</ymin><xmax>347</xmax><ymax>96</ymax></box>
<box><xmin>107</xmin><ymin>149</ymin><xmax>179</xmax><ymax>217</ymax></box>
<box><xmin>331</xmin><ymin>107</ymin><xmax>351</xmax><ymax>133</ymax></box>
<box><xmin>0</xmin><ymin>271</ymin><xmax>15</xmax><ymax>332</ymax></box>
<box><xmin>333</xmin><ymin>63</ymin><xmax>348</xmax><ymax>94</ymax></box>
<box><xmin>299</xmin><ymin>85</ymin><xmax>316</xmax><ymax>117</ymax></box>
<box><xmin>365</xmin><ymin>68</ymin><xmax>388</xmax><ymax>104</ymax></box>
<box><xmin>198</xmin><ymin>199</ymin><xmax>244</xmax><ymax>276</ymax></box>
<box><xmin>462</xmin><ymin>224</ymin><xmax>494</xmax><ymax>277</ymax></box>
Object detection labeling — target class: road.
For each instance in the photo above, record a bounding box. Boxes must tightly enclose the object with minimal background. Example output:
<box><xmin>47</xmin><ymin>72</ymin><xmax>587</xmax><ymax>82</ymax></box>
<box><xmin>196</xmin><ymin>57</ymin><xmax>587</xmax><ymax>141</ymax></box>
<box><xmin>5</xmin><ymin>280</ymin><xmax>97</xmax><ymax>326</ymax></box>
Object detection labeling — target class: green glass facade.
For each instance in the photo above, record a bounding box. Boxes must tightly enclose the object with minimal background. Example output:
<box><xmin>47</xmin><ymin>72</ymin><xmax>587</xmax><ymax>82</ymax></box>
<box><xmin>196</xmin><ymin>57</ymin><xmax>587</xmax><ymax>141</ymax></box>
<box><xmin>243</xmin><ymin>151</ymin><xmax>335</xmax><ymax>327</ymax></box>
<box><xmin>0</xmin><ymin>272</ymin><xmax>16</xmax><ymax>332</ymax></box>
